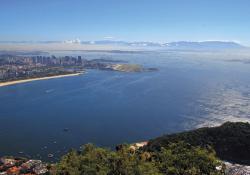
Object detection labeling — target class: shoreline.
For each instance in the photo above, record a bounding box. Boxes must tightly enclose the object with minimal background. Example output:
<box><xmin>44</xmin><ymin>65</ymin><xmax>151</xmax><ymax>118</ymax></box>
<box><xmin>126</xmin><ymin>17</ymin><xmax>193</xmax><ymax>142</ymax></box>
<box><xmin>0</xmin><ymin>73</ymin><xmax>83</xmax><ymax>87</ymax></box>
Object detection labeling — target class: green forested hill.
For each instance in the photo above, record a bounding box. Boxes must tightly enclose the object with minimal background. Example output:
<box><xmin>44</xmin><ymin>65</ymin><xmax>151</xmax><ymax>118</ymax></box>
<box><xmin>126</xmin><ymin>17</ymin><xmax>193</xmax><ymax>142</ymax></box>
<box><xmin>55</xmin><ymin>142</ymin><xmax>223</xmax><ymax>175</ymax></box>
<box><xmin>53</xmin><ymin>122</ymin><xmax>250</xmax><ymax>174</ymax></box>
<box><xmin>146</xmin><ymin>122</ymin><xmax>250</xmax><ymax>165</ymax></box>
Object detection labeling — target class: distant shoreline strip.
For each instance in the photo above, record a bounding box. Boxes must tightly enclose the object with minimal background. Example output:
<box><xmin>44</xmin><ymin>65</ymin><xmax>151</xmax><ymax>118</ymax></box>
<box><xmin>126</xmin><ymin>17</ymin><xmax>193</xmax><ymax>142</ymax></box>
<box><xmin>0</xmin><ymin>73</ymin><xmax>83</xmax><ymax>87</ymax></box>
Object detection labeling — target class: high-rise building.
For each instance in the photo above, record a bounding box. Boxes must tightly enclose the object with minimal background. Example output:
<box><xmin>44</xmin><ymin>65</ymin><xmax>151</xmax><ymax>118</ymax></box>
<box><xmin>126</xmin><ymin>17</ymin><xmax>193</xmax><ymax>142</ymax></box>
<box><xmin>77</xmin><ymin>56</ymin><xmax>82</xmax><ymax>64</ymax></box>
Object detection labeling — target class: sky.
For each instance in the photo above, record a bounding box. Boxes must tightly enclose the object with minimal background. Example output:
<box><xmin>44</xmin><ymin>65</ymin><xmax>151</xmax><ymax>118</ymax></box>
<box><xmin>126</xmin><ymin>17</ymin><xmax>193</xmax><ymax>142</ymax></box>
<box><xmin>1</xmin><ymin>0</ymin><xmax>250</xmax><ymax>45</ymax></box>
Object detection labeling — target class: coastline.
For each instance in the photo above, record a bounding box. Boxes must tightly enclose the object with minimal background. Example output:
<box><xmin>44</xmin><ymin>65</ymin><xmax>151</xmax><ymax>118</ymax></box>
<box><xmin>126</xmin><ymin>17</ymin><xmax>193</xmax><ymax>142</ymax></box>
<box><xmin>0</xmin><ymin>73</ymin><xmax>83</xmax><ymax>87</ymax></box>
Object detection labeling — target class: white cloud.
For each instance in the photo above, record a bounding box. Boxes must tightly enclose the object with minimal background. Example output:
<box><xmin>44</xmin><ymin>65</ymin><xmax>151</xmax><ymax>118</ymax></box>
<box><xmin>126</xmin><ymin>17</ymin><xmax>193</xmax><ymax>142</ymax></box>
<box><xmin>63</xmin><ymin>38</ymin><xmax>81</xmax><ymax>44</ymax></box>
<box><xmin>103</xmin><ymin>36</ymin><xmax>114</xmax><ymax>40</ymax></box>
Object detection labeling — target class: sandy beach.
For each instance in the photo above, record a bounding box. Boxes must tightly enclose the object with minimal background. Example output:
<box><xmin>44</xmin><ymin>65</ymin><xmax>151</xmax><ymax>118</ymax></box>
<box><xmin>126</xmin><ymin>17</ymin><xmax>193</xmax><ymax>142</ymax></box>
<box><xmin>0</xmin><ymin>73</ymin><xmax>83</xmax><ymax>87</ymax></box>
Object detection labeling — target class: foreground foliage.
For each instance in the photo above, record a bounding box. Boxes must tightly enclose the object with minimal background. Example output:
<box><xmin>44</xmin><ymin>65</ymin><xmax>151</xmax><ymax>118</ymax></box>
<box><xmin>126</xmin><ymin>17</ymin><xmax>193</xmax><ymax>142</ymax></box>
<box><xmin>146</xmin><ymin>122</ymin><xmax>250</xmax><ymax>165</ymax></box>
<box><xmin>54</xmin><ymin>142</ymin><xmax>223</xmax><ymax>175</ymax></box>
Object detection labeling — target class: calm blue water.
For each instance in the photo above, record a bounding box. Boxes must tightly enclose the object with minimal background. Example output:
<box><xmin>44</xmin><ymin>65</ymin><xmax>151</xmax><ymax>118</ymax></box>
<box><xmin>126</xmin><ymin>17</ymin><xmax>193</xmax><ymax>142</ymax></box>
<box><xmin>0</xmin><ymin>51</ymin><xmax>250</xmax><ymax>161</ymax></box>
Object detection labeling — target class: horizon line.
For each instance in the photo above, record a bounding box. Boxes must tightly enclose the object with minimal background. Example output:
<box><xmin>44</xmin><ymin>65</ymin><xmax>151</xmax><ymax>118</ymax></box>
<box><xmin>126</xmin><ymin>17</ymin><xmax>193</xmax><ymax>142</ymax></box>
<box><xmin>0</xmin><ymin>39</ymin><xmax>245</xmax><ymax>45</ymax></box>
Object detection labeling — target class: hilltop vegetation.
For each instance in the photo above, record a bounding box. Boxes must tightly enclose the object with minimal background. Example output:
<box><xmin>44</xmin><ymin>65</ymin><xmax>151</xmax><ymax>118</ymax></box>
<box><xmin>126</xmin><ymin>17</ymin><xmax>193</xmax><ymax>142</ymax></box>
<box><xmin>146</xmin><ymin>122</ymin><xmax>250</xmax><ymax>165</ymax></box>
<box><xmin>54</xmin><ymin>142</ymin><xmax>223</xmax><ymax>175</ymax></box>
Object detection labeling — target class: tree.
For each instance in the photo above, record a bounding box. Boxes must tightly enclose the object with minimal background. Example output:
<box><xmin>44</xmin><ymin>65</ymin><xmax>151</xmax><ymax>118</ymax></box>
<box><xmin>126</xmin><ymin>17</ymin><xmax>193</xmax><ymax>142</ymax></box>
<box><xmin>54</xmin><ymin>142</ymin><xmax>223</xmax><ymax>175</ymax></box>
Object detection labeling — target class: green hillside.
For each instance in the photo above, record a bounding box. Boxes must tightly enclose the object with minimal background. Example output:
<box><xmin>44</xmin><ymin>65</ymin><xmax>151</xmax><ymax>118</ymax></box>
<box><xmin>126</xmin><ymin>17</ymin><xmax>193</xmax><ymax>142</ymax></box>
<box><xmin>146</xmin><ymin>122</ymin><xmax>250</xmax><ymax>165</ymax></box>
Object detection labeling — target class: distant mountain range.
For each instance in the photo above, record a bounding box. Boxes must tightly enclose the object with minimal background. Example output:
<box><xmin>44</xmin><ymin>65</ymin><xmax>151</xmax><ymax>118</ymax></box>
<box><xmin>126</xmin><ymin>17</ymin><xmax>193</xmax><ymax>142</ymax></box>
<box><xmin>90</xmin><ymin>40</ymin><xmax>245</xmax><ymax>50</ymax></box>
<box><xmin>0</xmin><ymin>40</ymin><xmax>245</xmax><ymax>50</ymax></box>
<box><xmin>163</xmin><ymin>41</ymin><xmax>244</xmax><ymax>50</ymax></box>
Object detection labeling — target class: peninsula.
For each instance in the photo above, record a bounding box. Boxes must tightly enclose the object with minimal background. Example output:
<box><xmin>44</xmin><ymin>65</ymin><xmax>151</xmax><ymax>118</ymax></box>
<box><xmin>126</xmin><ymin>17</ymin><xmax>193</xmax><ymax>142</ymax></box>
<box><xmin>0</xmin><ymin>53</ymin><xmax>157</xmax><ymax>87</ymax></box>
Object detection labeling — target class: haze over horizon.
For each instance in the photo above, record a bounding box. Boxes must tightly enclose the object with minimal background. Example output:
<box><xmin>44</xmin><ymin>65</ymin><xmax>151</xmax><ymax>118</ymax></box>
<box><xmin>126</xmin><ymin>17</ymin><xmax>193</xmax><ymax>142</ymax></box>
<box><xmin>1</xmin><ymin>0</ymin><xmax>250</xmax><ymax>46</ymax></box>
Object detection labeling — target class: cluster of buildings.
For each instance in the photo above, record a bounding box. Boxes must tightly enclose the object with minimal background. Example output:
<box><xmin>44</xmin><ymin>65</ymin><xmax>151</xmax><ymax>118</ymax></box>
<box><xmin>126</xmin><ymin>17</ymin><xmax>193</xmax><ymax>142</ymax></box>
<box><xmin>29</xmin><ymin>55</ymin><xmax>84</xmax><ymax>66</ymax></box>
<box><xmin>0</xmin><ymin>157</ymin><xmax>49</xmax><ymax>175</ymax></box>
<box><xmin>0</xmin><ymin>55</ymin><xmax>86</xmax><ymax>82</ymax></box>
<box><xmin>0</xmin><ymin>55</ymin><xmax>84</xmax><ymax>67</ymax></box>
